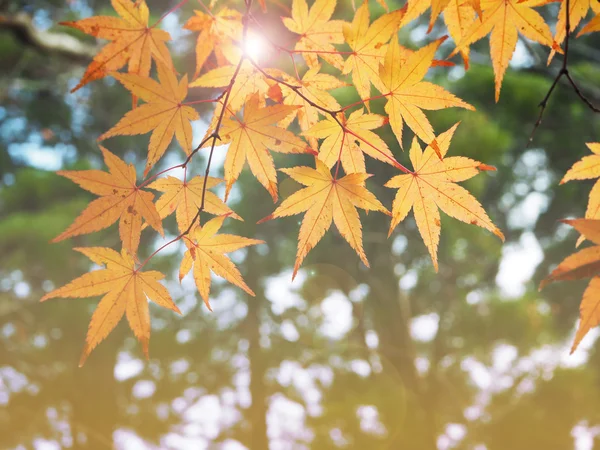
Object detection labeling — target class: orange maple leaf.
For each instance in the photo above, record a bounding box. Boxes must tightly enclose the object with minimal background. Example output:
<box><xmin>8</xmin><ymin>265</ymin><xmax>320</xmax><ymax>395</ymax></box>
<box><xmin>216</xmin><ymin>94</ymin><xmax>313</xmax><ymax>202</ymax></box>
<box><xmin>578</xmin><ymin>10</ymin><xmax>600</xmax><ymax>36</ymax></box>
<box><xmin>53</xmin><ymin>146</ymin><xmax>163</xmax><ymax>255</ymax></box>
<box><xmin>98</xmin><ymin>62</ymin><xmax>200</xmax><ymax>176</ymax></box>
<box><xmin>183</xmin><ymin>8</ymin><xmax>243</xmax><ymax>77</ymax></box>
<box><xmin>304</xmin><ymin>109</ymin><xmax>402</xmax><ymax>175</ymax></box>
<box><xmin>259</xmin><ymin>161</ymin><xmax>390</xmax><ymax>278</ymax></box>
<box><xmin>61</xmin><ymin>0</ymin><xmax>173</xmax><ymax>92</ymax></box>
<box><xmin>380</xmin><ymin>37</ymin><xmax>474</xmax><ymax>156</ymax></box>
<box><xmin>540</xmin><ymin>219</ymin><xmax>600</xmax><ymax>353</ymax></box>
<box><xmin>385</xmin><ymin>124</ymin><xmax>504</xmax><ymax>271</ymax></box>
<box><xmin>282</xmin><ymin>0</ymin><xmax>347</xmax><ymax>70</ymax></box>
<box><xmin>180</xmin><ymin>215</ymin><xmax>264</xmax><ymax>310</ymax></box>
<box><xmin>342</xmin><ymin>2</ymin><xmax>404</xmax><ymax>108</ymax></box>
<box><xmin>41</xmin><ymin>247</ymin><xmax>181</xmax><ymax>366</ymax></box>
<box><xmin>148</xmin><ymin>175</ymin><xmax>242</xmax><ymax>233</ymax></box>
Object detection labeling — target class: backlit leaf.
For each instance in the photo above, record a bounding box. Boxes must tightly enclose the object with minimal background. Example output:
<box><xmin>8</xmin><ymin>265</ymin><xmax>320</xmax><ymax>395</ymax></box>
<box><xmin>61</xmin><ymin>0</ymin><xmax>173</xmax><ymax>92</ymax></box>
<box><xmin>385</xmin><ymin>124</ymin><xmax>504</xmax><ymax>270</ymax></box>
<box><xmin>98</xmin><ymin>62</ymin><xmax>200</xmax><ymax>175</ymax></box>
<box><xmin>41</xmin><ymin>247</ymin><xmax>180</xmax><ymax>366</ymax></box>
<box><xmin>179</xmin><ymin>215</ymin><xmax>264</xmax><ymax>309</ymax></box>
<box><xmin>53</xmin><ymin>146</ymin><xmax>163</xmax><ymax>255</ymax></box>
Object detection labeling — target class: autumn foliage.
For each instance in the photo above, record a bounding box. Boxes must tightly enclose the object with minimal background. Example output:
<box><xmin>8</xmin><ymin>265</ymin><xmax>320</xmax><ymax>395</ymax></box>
<box><xmin>43</xmin><ymin>0</ymin><xmax>600</xmax><ymax>364</ymax></box>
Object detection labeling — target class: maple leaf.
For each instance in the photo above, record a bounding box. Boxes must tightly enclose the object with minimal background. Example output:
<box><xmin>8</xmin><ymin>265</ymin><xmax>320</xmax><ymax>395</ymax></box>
<box><xmin>304</xmin><ymin>109</ymin><xmax>403</xmax><ymax>175</ymax></box>
<box><xmin>540</xmin><ymin>219</ymin><xmax>600</xmax><ymax>353</ymax></box>
<box><xmin>278</xmin><ymin>65</ymin><xmax>348</xmax><ymax>149</ymax></box>
<box><xmin>215</xmin><ymin>94</ymin><xmax>314</xmax><ymax>202</ymax></box>
<box><xmin>183</xmin><ymin>8</ymin><xmax>243</xmax><ymax>77</ymax></box>
<box><xmin>451</xmin><ymin>0</ymin><xmax>556</xmax><ymax>101</ymax></box>
<box><xmin>61</xmin><ymin>0</ymin><xmax>173</xmax><ymax>92</ymax></box>
<box><xmin>147</xmin><ymin>175</ymin><xmax>242</xmax><ymax>233</ymax></box>
<box><xmin>578</xmin><ymin>11</ymin><xmax>600</xmax><ymax>36</ymax></box>
<box><xmin>98</xmin><ymin>62</ymin><xmax>200</xmax><ymax>176</ymax></box>
<box><xmin>282</xmin><ymin>0</ymin><xmax>347</xmax><ymax>70</ymax></box>
<box><xmin>190</xmin><ymin>60</ymin><xmax>286</xmax><ymax>112</ymax></box>
<box><xmin>179</xmin><ymin>215</ymin><xmax>264</xmax><ymax>310</ymax></box>
<box><xmin>380</xmin><ymin>37</ymin><xmax>474</xmax><ymax>156</ymax></box>
<box><xmin>549</xmin><ymin>0</ymin><xmax>600</xmax><ymax>61</ymax></box>
<box><xmin>259</xmin><ymin>161</ymin><xmax>390</xmax><ymax>278</ymax></box>
<box><xmin>401</xmin><ymin>0</ymin><xmax>449</xmax><ymax>31</ymax></box>
<box><xmin>399</xmin><ymin>0</ymin><xmax>479</xmax><ymax>48</ymax></box>
<box><xmin>385</xmin><ymin>124</ymin><xmax>504</xmax><ymax>271</ymax></box>
<box><xmin>444</xmin><ymin>0</ymin><xmax>478</xmax><ymax>68</ymax></box>
<box><xmin>342</xmin><ymin>2</ymin><xmax>404</xmax><ymax>108</ymax></box>
<box><xmin>53</xmin><ymin>146</ymin><xmax>163</xmax><ymax>255</ymax></box>
<box><xmin>561</xmin><ymin>143</ymin><xmax>600</xmax><ymax>246</ymax></box>
<box><xmin>41</xmin><ymin>247</ymin><xmax>181</xmax><ymax>366</ymax></box>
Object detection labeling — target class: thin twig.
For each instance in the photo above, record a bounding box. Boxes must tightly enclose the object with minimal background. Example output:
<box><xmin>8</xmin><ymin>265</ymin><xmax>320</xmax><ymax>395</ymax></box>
<box><xmin>528</xmin><ymin>0</ymin><xmax>599</xmax><ymax>145</ymax></box>
<box><xmin>138</xmin><ymin>0</ymin><xmax>253</xmax><ymax>269</ymax></box>
<box><xmin>246</xmin><ymin>57</ymin><xmax>412</xmax><ymax>175</ymax></box>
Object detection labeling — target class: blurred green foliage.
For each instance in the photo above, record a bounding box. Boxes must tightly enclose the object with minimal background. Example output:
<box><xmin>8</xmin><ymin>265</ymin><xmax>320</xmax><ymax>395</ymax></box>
<box><xmin>2</xmin><ymin>0</ymin><xmax>600</xmax><ymax>449</ymax></box>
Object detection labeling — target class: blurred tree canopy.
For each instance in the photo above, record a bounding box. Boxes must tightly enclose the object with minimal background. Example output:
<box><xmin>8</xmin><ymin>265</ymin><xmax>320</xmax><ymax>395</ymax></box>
<box><xmin>2</xmin><ymin>0</ymin><xmax>600</xmax><ymax>449</ymax></box>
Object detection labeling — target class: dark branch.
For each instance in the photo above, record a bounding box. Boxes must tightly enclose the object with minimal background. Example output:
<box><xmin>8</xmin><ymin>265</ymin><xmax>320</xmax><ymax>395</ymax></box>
<box><xmin>0</xmin><ymin>13</ymin><xmax>95</xmax><ymax>63</ymax></box>
<box><xmin>528</xmin><ymin>0</ymin><xmax>600</xmax><ymax>146</ymax></box>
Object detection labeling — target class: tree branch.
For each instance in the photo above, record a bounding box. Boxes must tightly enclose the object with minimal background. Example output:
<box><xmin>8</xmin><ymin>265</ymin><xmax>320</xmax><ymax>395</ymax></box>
<box><xmin>0</xmin><ymin>13</ymin><xmax>95</xmax><ymax>63</ymax></box>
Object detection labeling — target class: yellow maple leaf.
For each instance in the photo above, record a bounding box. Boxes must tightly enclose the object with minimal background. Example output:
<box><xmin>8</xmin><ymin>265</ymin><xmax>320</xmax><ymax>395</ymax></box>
<box><xmin>380</xmin><ymin>37</ymin><xmax>474</xmax><ymax>155</ymax></box>
<box><xmin>41</xmin><ymin>247</ymin><xmax>181</xmax><ymax>366</ymax></box>
<box><xmin>183</xmin><ymin>8</ymin><xmax>243</xmax><ymax>77</ymax></box>
<box><xmin>190</xmin><ymin>60</ymin><xmax>286</xmax><ymax>112</ymax></box>
<box><xmin>452</xmin><ymin>0</ymin><xmax>556</xmax><ymax>101</ymax></box>
<box><xmin>401</xmin><ymin>0</ymin><xmax>448</xmax><ymax>30</ymax></box>
<box><xmin>444</xmin><ymin>0</ymin><xmax>478</xmax><ymax>68</ymax></box>
<box><xmin>180</xmin><ymin>215</ymin><xmax>264</xmax><ymax>310</ymax></box>
<box><xmin>304</xmin><ymin>109</ymin><xmax>402</xmax><ymax>175</ymax></box>
<box><xmin>147</xmin><ymin>175</ymin><xmax>242</xmax><ymax>233</ymax></box>
<box><xmin>342</xmin><ymin>2</ymin><xmax>404</xmax><ymax>108</ymax></box>
<box><xmin>53</xmin><ymin>146</ymin><xmax>163</xmax><ymax>255</ymax></box>
<box><xmin>61</xmin><ymin>0</ymin><xmax>173</xmax><ymax>92</ymax></box>
<box><xmin>259</xmin><ymin>161</ymin><xmax>390</xmax><ymax>278</ymax></box>
<box><xmin>540</xmin><ymin>219</ymin><xmax>600</xmax><ymax>353</ymax></box>
<box><xmin>98</xmin><ymin>62</ymin><xmax>199</xmax><ymax>176</ymax></box>
<box><xmin>282</xmin><ymin>0</ymin><xmax>347</xmax><ymax>70</ymax></box>
<box><xmin>385</xmin><ymin>124</ymin><xmax>504</xmax><ymax>271</ymax></box>
<box><xmin>216</xmin><ymin>94</ymin><xmax>314</xmax><ymax>202</ymax></box>
<box><xmin>561</xmin><ymin>143</ymin><xmax>600</xmax><ymax>246</ymax></box>
<box><xmin>578</xmin><ymin>10</ymin><xmax>600</xmax><ymax>36</ymax></box>
<box><xmin>549</xmin><ymin>0</ymin><xmax>600</xmax><ymax>61</ymax></box>
<box><xmin>278</xmin><ymin>65</ymin><xmax>348</xmax><ymax>149</ymax></box>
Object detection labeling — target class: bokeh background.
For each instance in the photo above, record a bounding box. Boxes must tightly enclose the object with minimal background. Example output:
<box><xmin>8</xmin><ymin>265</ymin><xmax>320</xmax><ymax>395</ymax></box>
<box><xmin>2</xmin><ymin>0</ymin><xmax>600</xmax><ymax>449</ymax></box>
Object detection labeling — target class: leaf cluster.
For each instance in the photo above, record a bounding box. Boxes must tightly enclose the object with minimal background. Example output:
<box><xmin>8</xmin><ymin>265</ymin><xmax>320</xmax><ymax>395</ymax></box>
<box><xmin>46</xmin><ymin>0</ymin><xmax>600</xmax><ymax>362</ymax></box>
